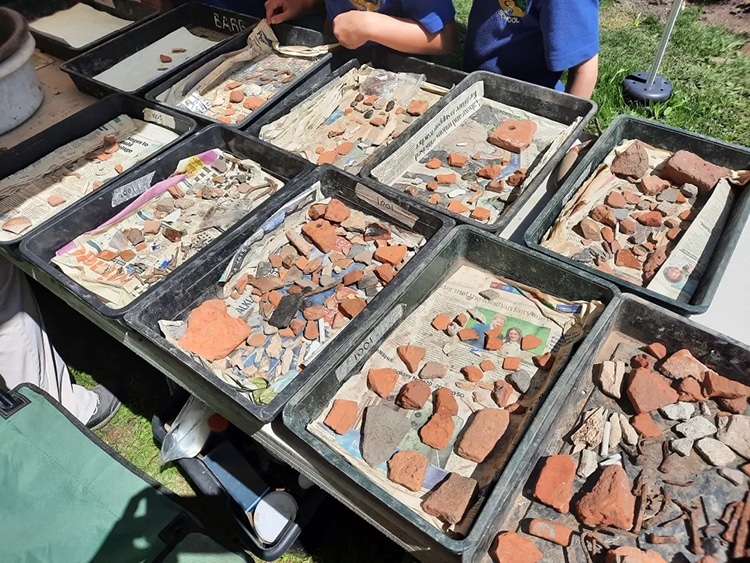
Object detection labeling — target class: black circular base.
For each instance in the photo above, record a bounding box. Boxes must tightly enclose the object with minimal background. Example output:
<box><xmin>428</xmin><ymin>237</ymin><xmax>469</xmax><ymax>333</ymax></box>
<box><xmin>622</xmin><ymin>72</ymin><xmax>674</xmax><ymax>103</ymax></box>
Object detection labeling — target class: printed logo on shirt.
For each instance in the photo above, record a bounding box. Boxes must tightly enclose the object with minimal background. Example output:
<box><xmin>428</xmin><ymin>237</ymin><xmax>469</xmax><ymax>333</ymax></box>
<box><xmin>497</xmin><ymin>0</ymin><xmax>526</xmax><ymax>23</ymax></box>
<box><xmin>350</xmin><ymin>0</ymin><xmax>382</xmax><ymax>10</ymax></box>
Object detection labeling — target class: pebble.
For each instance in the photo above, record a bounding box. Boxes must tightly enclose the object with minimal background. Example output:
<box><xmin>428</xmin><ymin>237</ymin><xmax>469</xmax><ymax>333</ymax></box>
<box><xmin>719</xmin><ymin>468</ymin><xmax>747</xmax><ymax>486</ymax></box>
<box><xmin>695</xmin><ymin>437</ymin><xmax>737</xmax><ymax>466</ymax></box>
<box><xmin>508</xmin><ymin>370</ymin><xmax>531</xmax><ymax>394</ymax></box>
<box><xmin>447</xmin><ymin>188</ymin><xmax>467</xmax><ymax>198</ymax></box>
<box><xmin>716</xmin><ymin>415</ymin><xmax>750</xmax><ymax>458</ymax></box>
<box><xmin>577</xmin><ymin>449</ymin><xmax>598</xmax><ymax>479</ymax></box>
<box><xmin>681</xmin><ymin>183</ymin><xmax>699</xmax><ymax>198</ymax></box>
<box><xmin>659</xmin><ymin>402</ymin><xmax>695</xmax><ymax>421</ymax></box>
<box><xmin>675</xmin><ymin>416</ymin><xmax>716</xmax><ymax>440</ymax></box>
<box><xmin>670</xmin><ymin>438</ymin><xmax>694</xmax><ymax>456</ymax></box>
<box><xmin>656</xmin><ymin>188</ymin><xmax>681</xmax><ymax>203</ymax></box>
<box><xmin>572</xmin><ymin>250</ymin><xmax>594</xmax><ymax>264</ymax></box>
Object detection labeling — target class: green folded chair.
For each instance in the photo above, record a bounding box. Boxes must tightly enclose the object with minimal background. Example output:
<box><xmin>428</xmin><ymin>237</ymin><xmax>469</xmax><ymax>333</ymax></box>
<box><xmin>0</xmin><ymin>383</ymin><xmax>248</xmax><ymax>563</ymax></box>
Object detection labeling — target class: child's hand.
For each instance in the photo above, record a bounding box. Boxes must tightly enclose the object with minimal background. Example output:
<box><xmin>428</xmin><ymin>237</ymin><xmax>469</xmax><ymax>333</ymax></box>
<box><xmin>265</xmin><ymin>0</ymin><xmax>315</xmax><ymax>24</ymax></box>
<box><xmin>332</xmin><ymin>11</ymin><xmax>372</xmax><ymax>49</ymax></box>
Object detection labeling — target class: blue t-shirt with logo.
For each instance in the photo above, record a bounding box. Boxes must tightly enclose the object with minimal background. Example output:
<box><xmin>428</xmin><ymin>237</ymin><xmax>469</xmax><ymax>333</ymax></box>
<box><xmin>324</xmin><ymin>0</ymin><xmax>455</xmax><ymax>33</ymax></box>
<box><xmin>464</xmin><ymin>0</ymin><xmax>599</xmax><ymax>90</ymax></box>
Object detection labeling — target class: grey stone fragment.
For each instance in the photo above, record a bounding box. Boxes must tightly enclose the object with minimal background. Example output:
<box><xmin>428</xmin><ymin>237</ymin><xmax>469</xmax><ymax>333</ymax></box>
<box><xmin>670</xmin><ymin>438</ymin><xmax>694</xmax><ymax>456</ymax></box>
<box><xmin>695</xmin><ymin>437</ymin><xmax>737</xmax><ymax>466</ymax></box>
<box><xmin>657</xmin><ymin>188</ymin><xmax>681</xmax><ymax>203</ymax></box>
<box><xmin>716</xmin><ymin>414</ymin><xmax>750</xmax><ymax>458</ymax></box>
<box><xmin>614</xmin><ymin>208</ymin><xmax>629</xmax><ymax>220</ymax></box>
<box><xmin>508</xmin><ymin>370</ymin><xmax>531</xmax><ymax>394</ymax></box>
<box><xmin>572</xmin><ymin>251</ymin><xmax>594</xmax><ymax>264</ymax></box>
<box><xmin>211</xmin><ymin>158</ymin><xmax>228</xmax><ymax>173</ymax></box>
<box><xmin>479</xmin><ymin>289</ymin><xmax>499</xmax><ymax>300</ymax></box>
<box><xmin>660</xmin><ymin>402</ymin><xmax>695</xmax><ymax>421</ymax></box>
<box><xmin>268</xmin><ymin>293</ymin><xmax>304</xmax><ymax>328</ymax></box>
<box><xmin>420</xmin><ymin>362</ymin><xmax>447</xmax><ymax>379</ymax></box>
<box><xmin>675</xmin><ymin>416</ymin><xmax>716</xmax><ymax>440</ymax></box>
<box><xmin>577</xmin><ymin>449</ymin><xmax>597</xmax><ymax>478</ymax></box>
<box><xmin>636</xmin><ymin>200</ymin><xmax>652</xmax><ymax>210</ymax></box>
<box><xmin>361</xmin><ymin>405</ymin><xmax>412</xmax><ymax>467</ymax></box>
<box><xmin>719</xmin><ymin>468</ymin><xmax>746</xmax><ymax>486</ymax></box>
<box><xmin>681</xmin><ymin>183</ymin><xmax>699</xmax><ymax>198</ymax></box>
<box><xmin>256</xmin><ymin>261</ymin><xmax>272</xmax><ymax>278</ymax></box>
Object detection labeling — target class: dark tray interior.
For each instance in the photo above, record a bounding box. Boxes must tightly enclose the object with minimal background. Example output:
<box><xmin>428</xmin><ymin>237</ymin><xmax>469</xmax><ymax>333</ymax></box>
<box><xmin>122</xmin><ymin>165</ymin><xmax>454</xmax><ymax>423</ymax></box>
<box><xmin>282</xmin><ymin>225</ymin><xmax>619</xmax><ymax>554</ymax></box>
<box><xmin>463</xmin><ymin>293</ymin><xmax>750</xmax><ymax>562</ymax></box>
<box><xmin>524</xmin><ymin>114</ymin><xmax>750</xmax><ymax>315</ymax></box>
<box><xmin>145</xmin><ymin>22</ymin><xmax>333</xmax><ymax>129</ymax></box>
<box><xmin>19</xmin><ymin>124</ymin><xmax>313</xmax><ymax>319</ymax></box>
<box><xmin>61</xmin><ymin>1</ymin><xmax>258</xmax><ymax>98</ymax></box>
<box><xmin>361</xmin><ymin>70</ymin><xmax>597</xmax><ymax>234</ymax></box>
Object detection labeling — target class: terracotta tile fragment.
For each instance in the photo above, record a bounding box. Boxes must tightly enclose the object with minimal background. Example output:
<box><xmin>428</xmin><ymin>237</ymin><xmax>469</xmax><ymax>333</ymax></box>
<box><xmin>432</xmin><ymin>314</ymin><xmax>451</xmax><ymax>331</ymax></box>
<box><xmin>479</xmin><ymin>360</ymin><xmax>495</xmax><ymax>372</ymax></box>
<box><xmin>470</xmin><ymin>207</ymin><xmax>491</xmax><ymax>221</ymax></box>
<box><xmin>304</xmin><ymin>320</ymin><xmax>319</xmax><ymax>340</ymax></box>
<box><xmin>324</xmin><ymin>399</ymin><xmax>358</xmax><ymax>434</ymax></box>
<box><xmin>447</xmin><ymin>200</ymin><xmax>469</xmax><ymax>214</ymax></box>
<box><xmin>490</xmin><ymin>531</ymin><xmax>542</xmax><ymax>563</ymax></box>
<box><xmin>388</xmin><ymin>450</ymin><xmax>427</xmax><ymax>491</ymax></box>
<box><xmin>503</xmin><ymin>356</ymin><xmax>521</xmax><ymax>371</ymax></box>
<box><xmin>461</xmin><ymin>365</ymin><xmax>484</xmax><ymax>382</ymax></box>
<box><xmin>243</xmin><ymin>96</ymin><xmax>265</xmax><ymax>111</ymax></box>
<box><xmin>434</xmin><ymin>387</ymin><xmax>458</xmax><ymax>416</ymax></box>
<box><xmin>229</xmin><ymin>90</ymin><xmax>244</xmax><ymax>103</ymax></box>
<box><xmin>574</xmin><ymin>465</ymin><xmax>635</xmax><ymax>530</ymax></box>
<box><xmin>428</xmin><ymin>194</ymin><xmax>441</xmax><ymax>205</ymax></box>
<box><xmin>521</xmin><ymin>334</ymin><xmax>542</xmax><ymax>351</ymax></box>
<box><xmin>436</xmin><ymin>173</ymin><xmax>457</xmax><ymax>185</ymax></box>
<box><xmin>406</xmin><ymin>99</ymin><xmax>428</xmax><ymax>116</ymax></box>
<box><xmin>397</xmin><ymin>345</ymin><xmax>426</xmax><ymax>373</ymax></box>
<box><xmin>368</xmin><ymin>368</ymin><xmax>399</xmax><ymax>398</ymax></box>
<box><xmin>477</xmin><ymin>164</ymin><xmax>502</xmax><ymax>179</ymax></box>
<box><xmin>47</xmin><ymin>195</ymin><xmax>66</xmax><ymax>207</ymax></box>
<box><xmin>419</xmin><ymin>413</ymin><xmax>454</xmax><ymax>450</ymax></box>
<box><xmin>457</xmin><ymin>328</ymin><xmax>478</xmax><ymax>341</ymax></box>
<box><xmin>533</xmin><ymin>454</ymin><xmax>575</xmax><ymax>513</ymax></box>
<box><xmin>301</xmin><ymin>219</ymin><xmax>337</xmax><ymax>253</ymax></box>
<box><xmin>374</xmin><ymin>245</ymin><xmax>407</xmax><ymax>265</ymax></box>
<box><xmin>336</xmin><ymin>141</ymin><xmax>354</xmax><ymax>155</ymax></box>
<box><xmin>339</xmin><ymin>297</ymin><xmax>366</xmax><ymax>318</ymax></box>
<box><xmin>374</xmin><ymin>263</ymin><xmax>395</xmax><ymax>284</ymax></box>
<box><xmin>421</xmin><ymin>473</ymin><xmax>477</xmax><ymax>524</ymax></box>
<box><xmin>447</xmin><ymin>153</ymin><xmax>469</xmax><ymax>168</ymax></box>
<box><xmin>179</xmin><ymin>299</ymin><xmax>251</xmax><ymax>362</ymax></box>
<box><xmin>488</xmin><ymin>119</ymin><xmax>537</xmax><ymax>153</ymax></box>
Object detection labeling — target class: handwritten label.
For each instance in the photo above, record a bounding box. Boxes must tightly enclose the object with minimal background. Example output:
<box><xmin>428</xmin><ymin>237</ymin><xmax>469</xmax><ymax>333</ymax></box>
<box><xmin>143</xmin><ymin>108</ymin><xmax>176</xmax><ymax>130</ymax></box>
<box><xmin>354</xmin><ymin>183</ymin><xmax>418</xmax><ymax>228</ymax></box>
<box><xmin>335</xmin><ymin>304</ymin><xmax>406</xmax><ymax>383</ymax></box>
<box><xmin>213</xmin><ymin>12</ymin><xmax>247</xmax><ymax>33</ymax></box>
<box><xmin>111</xmin><ymin>171</ymin><xmax>155</xmax><ymax>208</ymax></box>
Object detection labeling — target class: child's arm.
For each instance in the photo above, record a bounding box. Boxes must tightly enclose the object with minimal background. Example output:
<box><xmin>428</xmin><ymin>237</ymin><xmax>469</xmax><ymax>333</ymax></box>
<box><xmin>332</xmin><ymin>11</ymin><xmax>456</xmax><ymax>55</ymax></box>
<box><xmin>264</xmin><ymin>0</ymin><xmax>323</xmax><ymax>24</ymax></box>
<box><xmin>565</xmin><ymin>54</ymin><xmax>598</xmax><ymax>98</ymax></box>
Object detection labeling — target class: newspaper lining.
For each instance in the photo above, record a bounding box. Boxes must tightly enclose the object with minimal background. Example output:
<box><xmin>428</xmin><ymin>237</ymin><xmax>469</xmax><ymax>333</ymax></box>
<box><xmin>157</xmin><ymin>183</ymin><xmax>428</xmax><ymax>405</ymax></box>
<box><xmin>372</xmin><ymin>80</ymin><xmax>576</xmax><ymax>225</ymax></box>
<box><xmin>308</xmin><ymin>264</ymin><xmax>604</xmax><ymax>535</ymax></box>
<box><xmin>51</xmin><ymin>148</ymin><xmax>284</xmax><ymax>309</ymax></box>
<box><xmin>0</xmin><ymin>115</ymin><xmax>178</xmax><ymax>242</ymax></box>
<box><xmin>259</xmin><ymin>65</ymin><xmax>444</xmax><ymax>174</ymax></box>
<box><xmin>158</xmin><ymin>21</ymin><xmax>323</xmax><ymax>126</ymax></box>
<box><xmin>541</xmin><ymin>139</ymin><xmax>738</xmax><ymax>302</ymax></box>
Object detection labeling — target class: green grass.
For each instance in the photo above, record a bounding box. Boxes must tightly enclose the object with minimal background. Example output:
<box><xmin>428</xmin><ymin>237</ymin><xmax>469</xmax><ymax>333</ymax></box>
<box><xmin>594</xmin><ymin>6</ymin><xmax>750</xmax><ymax>144</ymax></box>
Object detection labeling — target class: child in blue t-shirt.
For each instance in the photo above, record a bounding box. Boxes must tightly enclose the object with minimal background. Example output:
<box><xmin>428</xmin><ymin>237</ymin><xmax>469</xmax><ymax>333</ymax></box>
<box><xmin>463</xmin><ymin>0</ymin><xmax>600</xmax><ymax>98</ymax></box>
<box><xmin>265</xmin><ymin>0</ymin><xmax>456</xmax><ymax>54</ymax></box>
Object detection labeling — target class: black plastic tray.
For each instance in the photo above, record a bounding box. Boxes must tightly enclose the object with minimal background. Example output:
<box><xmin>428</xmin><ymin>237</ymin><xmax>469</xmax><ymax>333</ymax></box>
<box><xmin>524</xmin><ymin>114</ymin><xmax>750</xmax><ymax>315</ymax></box>
<box><xmin>61</xmin><ymin>1</ymin><xmax>258</xmax><ymax>98</ymax></box>
<box><xmin>462</xmin><ymin>293</ymin><xmax>750</xmax><ymax>562</ymax></box>
<box><xmin>282</xmin><ymin>225</ymin><xmax>619</xmax><ymax>555</ymax></box>
<box><xmin>7</xmin><ymin>0</ymin><xmax>158</xmax><ymax>61</ymax></box>
<box><xmin>145</xmin><ymin>23</ymin><xmax>333</xmax><ymax>130</ymax></box>
<box><xmin>244</xmin><ymin>47</ymin><xmax>468</xmax><ymax>167</ymax></box>
<box><xmin>122</xmin><ymin>165</ymin><xmax>455</xmax><ymax>423</ymax></box>
<box><xmin>0</xmin><ymin>94</ymin><xmax>195</xmax><ymax>257</ymax></box>
<box><xmin>360</xmin><ymin>70</ymin><xmax>597</xmax><ymax>234</ymax></box>
<box><xmin>19</xmin><ymin>124</ymin><xmax>313</xmax><ymax>319</ymax></box>
<box><xmin>151</xmin><ymin>390</ymin><xmax>325</xmax><ymax>562</ymax></box>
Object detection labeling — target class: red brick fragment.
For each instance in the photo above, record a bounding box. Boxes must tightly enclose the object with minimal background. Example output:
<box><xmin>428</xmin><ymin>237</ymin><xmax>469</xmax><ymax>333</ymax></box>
<box><xmin>527</xmin><ymin>518</ymin><xmax>574</xmax><ymax>547</ymax></box>
<box><xmin>521</xmin><ymin>334</ymin><xmax>542</xmax><ymax>351</ymax></box>
<box><xmin>425</xmin><ymin>157</ymin><xmax>442</xmax><ymax>169</ymax></box>
<box><xmin>461</xmin><ymin>365</ymin><xmax>484</xmax><ymax>382</ymax></box>
<box><xmin>503</xmin><ymin>356</ymin><xmax>521</xmax><ymax>371</ymax></box>
<box><xmin>448</xmin><ymin>153</ymin><xmax>469</xmax><ymax>167</ymax></box>
<box><xmin>533</xmin><ymin>454</ymin><xmax>575</xmax><ymax>513</ymax></box>
<box><xmin>419</xmin><ymin>413</ymin><xmax>454</xmax><ymax>450</ymax></box>
<box><xmin>434</xmin><ymin>387</ymin><xmax>458</xmax><ymax>416</ymax></box>
<box><xmin>703</xmin><ymin>369</ymin><xmax>750</xmax><ymax>399</ymax></box>
<box><xmin>627</xmin><ymin>368</ymin><xmax>679</xmax><ymax>413</ymax></box>
<box><xmin>388</xmin><ymin>450</ymin><xmax>427</xmax><ymax>491</ymax></box>
<box><xmin>447</xmin><ymin>200</ymin><xmax>469</xmax><ymax>214</ymax></box>
<box><xmin>470</xmin><ymin>207</ymin><xmax>491</xmax><ymax>221</ymax></box>
<box><xmin>457</xmin><ymin>409</ymin><xmax>509</xmax><ymax>462</ymax></box>
<box><xmin>660</xmin><ymin>348</ymin><xmax>706</xmax><ymax>380</ymax></box>
<box><xmin>374</xmin><ymin>263</ymin><xmax>395</xmax><ymax>284</ymax></box>
<box><xmin>575</xmin><ymin>465</ymin><xmax>636</xmax><ymax>530</ymax></box>
<box><xmin>406</xmin><ymin>99</ymin><xmax>429</xmax><ymax>116</ymax></box>
<box><xmin>421</xmin><ymin>473</ymin><xmax>477</xmax><ymax>525</ymax></box>
<box><xmin>431</xmin><ymin>314</ymin><xmax>451</xmax><ymax>331</ymax></box>
<box><xmin>490</xmin><ymin>531</ymin><xmax>542</xmax><ymax>563</ymax></box>
<box><xmin>396</xmin><ymin>380</ymin><xmax>431</xmax><ymax>409</ymax></box>
<box><xmin>301</xmin><ymin>219</ymin><xmax>337</xmax><ymax>253</ymax></box>
<box><xmin>661</xmin><ymin>150</ymin><xmax>730</xmax><ymax>196</ymax></box>
<box><xmin>368</xmin><ymin>368</ymin><xmax>399</xmax><ymax>398</ymax></box>
<box><xmin>374</xmin><ymin>245</ymin><xmax>407</xmax><ymax>265</ymax></box>
<box><xmin>339</xmin><ymin>297</ymin><xmax>366</xmax><ymax>318</ymax></box>
<box><xmin>324</xmin><ymin>198</ymin><xmax>351</xmax><ymax>223</ymax></box>
<box><xmin>631</xmin><ymin>413</ymin><xmax>661</xmax><ymax>437</ymax></box>
<box><xmin>645</xmin><ymin>342</ymin><xmax>668</xmax><ymax>360</ymax></box>
<box><xmin>396</xmin><ymin>345</ymin><xmax>426</xmax><ymax>373</ymax></box>
<box><xmin>606</xmin><ymin>191</ymin><xmax>627</xmax><ymax>208</ymax></box>
<box><xmin>488</xmin><ymin>119</ymin><xmax>537</xmax><ymax>153</ymax></box>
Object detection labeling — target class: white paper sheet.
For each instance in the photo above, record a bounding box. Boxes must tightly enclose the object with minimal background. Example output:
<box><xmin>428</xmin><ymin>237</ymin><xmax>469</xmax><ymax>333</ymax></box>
<box><xmin>93</xmin><ymin>27</ymin><xmax>218</xmax><ymax>92</ymax></box>
<box><xmin>30</xmin><ymin>3</ymin><xmax>132</xmax><ymax>49</ymax></box>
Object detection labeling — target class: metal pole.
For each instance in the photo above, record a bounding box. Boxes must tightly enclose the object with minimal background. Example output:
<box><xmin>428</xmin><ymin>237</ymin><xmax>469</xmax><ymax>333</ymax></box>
<box><xmin>645</xmin><ymin>0</ymin><xmax>684</xmax><ymax>88</ymax></box>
